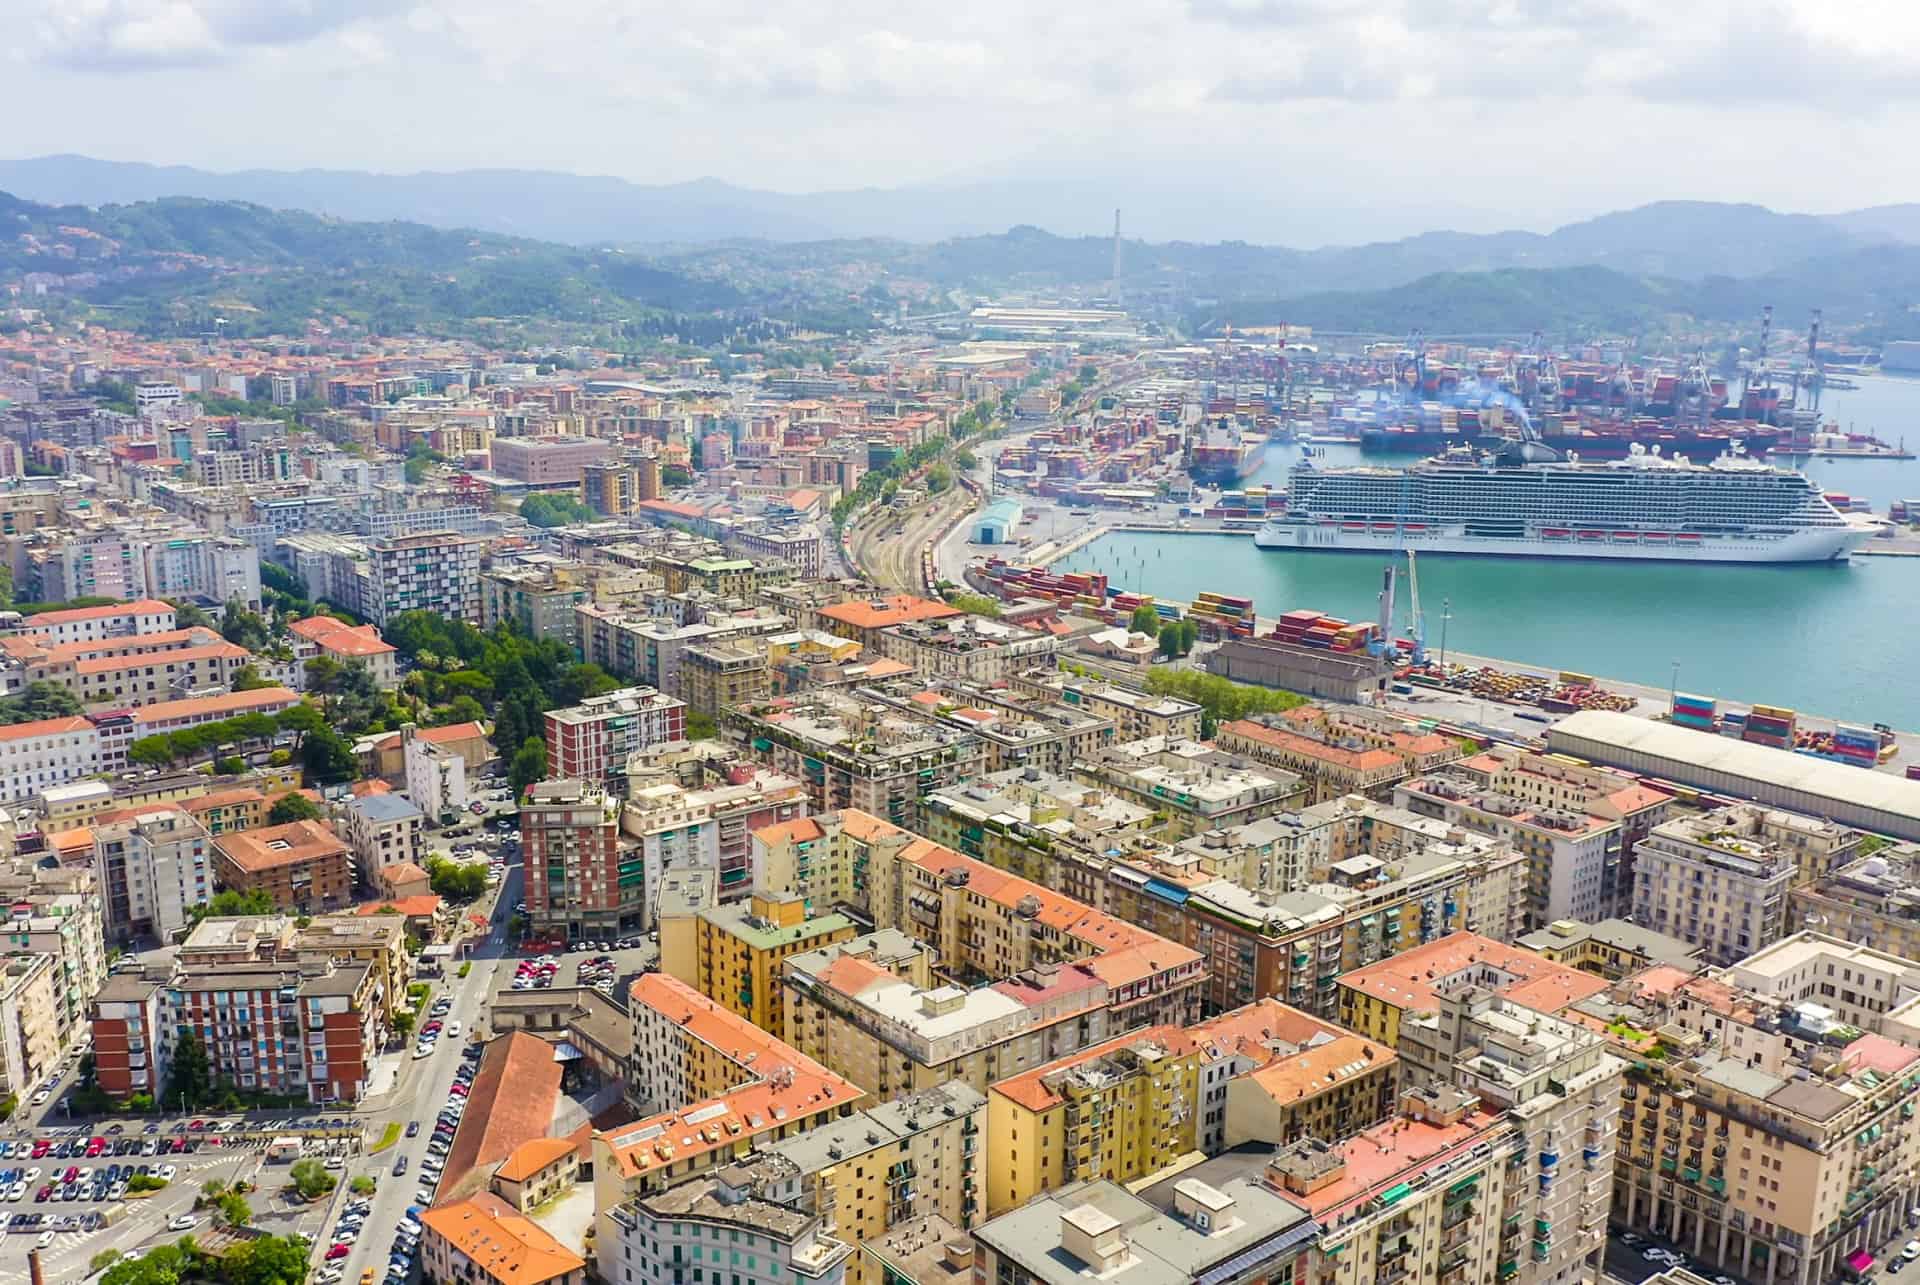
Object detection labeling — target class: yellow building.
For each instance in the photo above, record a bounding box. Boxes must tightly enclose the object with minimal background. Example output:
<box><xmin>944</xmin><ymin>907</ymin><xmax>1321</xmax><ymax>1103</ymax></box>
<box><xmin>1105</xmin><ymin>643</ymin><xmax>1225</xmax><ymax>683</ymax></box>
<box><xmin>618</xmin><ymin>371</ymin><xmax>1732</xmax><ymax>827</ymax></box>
<box><xmin>673</xmin><ymin>890</ymin><xmax>856</xmax><ymax>1040</ymax></box>
<box><xmin>294</xmin><ymin>915</ymin><xmax>411</xmax><ymax>1018</ymax></box>
<box><xmin>985</xmin><ymin>1025</ymin><xmax>1201</xmax><ymax>1216</ymax></box>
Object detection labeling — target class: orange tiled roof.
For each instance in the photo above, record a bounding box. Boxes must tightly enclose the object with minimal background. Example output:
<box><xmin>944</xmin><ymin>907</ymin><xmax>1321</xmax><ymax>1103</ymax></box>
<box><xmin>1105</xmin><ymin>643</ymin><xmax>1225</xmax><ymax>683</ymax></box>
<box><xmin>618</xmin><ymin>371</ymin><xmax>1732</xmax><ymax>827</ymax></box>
<box><xmin>131</xmin><ymin>688</ymin><xmax>298</xmax><ymax>724</ymax></box>
<box><xmin>492</xmin><ymin>1136</ymin><xmax>576</xmax><ymax>1183</ymax></box>
<box><xmin>22</xmin><ymin>598</ymin><xmax>174</xmax><ymax>628</ymax></box>
<box><xmin>1337</xmin><ymin>930</ymin><xmax>1609</xmax><ymax>1016</ymax></box>
<box><xmin>417</xmin><ymin>1191</ymin><xmax>583</xmax><ymax>1285</ymax></box>
<box><xmin>817</xmin><ymin>594</ymin><xmax>961</xmax><ymax>630</ymax></box>
<box><xmin>1220</xmin><ymin>718</ymin><xmax>1403</xmax><ymax>772</ymax></box>
<box><xmin>356</xmin><ymin>895</ymin><xmax>443</xmax><ymax>918</ymax></box>
<box><xmin>1237</xmin><ymin>1033</ymin><xmax>1396</xmax><ymax>1104</ymax></box>
<box><xmin>440</xmin><ymin>1033</ymin><xmax>563</xmax><ymax>1201</ymax></box>
<box><xmin>213</xmin><ymin>820</ymin><xmax>348</xmax><ymax>873</ymax></box>
<box><xmin>992</xmin><ymin>1025</ymin><xmax>1197</xmax><ymax>1113</ymax></box>
<box><xmin>0</xmin><ymin>715</ymin><xmax>93</xmax><ymax>743</ymax></box>
<box><xmin>1292</xmin><ymin>1108</ymin><xmax>1505</xmax><ymax>1223</ymax></box>
<box><xmin>76</xmin><ymin>641</ymin><xmax>250</xmax><ymax>676</ymax></box>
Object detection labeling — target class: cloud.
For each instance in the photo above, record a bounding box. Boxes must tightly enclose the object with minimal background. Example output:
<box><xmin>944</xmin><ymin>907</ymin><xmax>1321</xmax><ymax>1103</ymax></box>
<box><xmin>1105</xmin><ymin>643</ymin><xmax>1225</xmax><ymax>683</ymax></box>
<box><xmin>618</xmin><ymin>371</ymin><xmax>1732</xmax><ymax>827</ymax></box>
<box><xmin>31</xmin><ymin>0</ymin><xmax>406</xmax><ymax>70</ymax></box>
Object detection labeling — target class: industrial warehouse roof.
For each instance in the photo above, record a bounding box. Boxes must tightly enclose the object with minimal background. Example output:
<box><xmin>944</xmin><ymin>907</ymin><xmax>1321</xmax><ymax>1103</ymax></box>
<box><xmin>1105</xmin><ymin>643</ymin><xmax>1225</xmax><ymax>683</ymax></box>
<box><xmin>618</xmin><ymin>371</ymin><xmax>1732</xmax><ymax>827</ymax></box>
<box><xmin>1548</xmin><ymin>710</ymin><xmax>1920</xmax><ymax>829</ymax></box>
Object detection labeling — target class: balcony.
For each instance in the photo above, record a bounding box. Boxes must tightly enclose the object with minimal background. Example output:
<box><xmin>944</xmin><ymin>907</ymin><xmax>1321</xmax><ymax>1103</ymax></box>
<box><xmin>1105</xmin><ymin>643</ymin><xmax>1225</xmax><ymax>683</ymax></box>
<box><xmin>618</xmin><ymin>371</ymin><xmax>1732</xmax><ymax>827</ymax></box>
<box><xmin>1442</xmin><ymin>1203</ymin><xmax>1476</xmax><ymax>1231</ymax></box>
<box><xmin>1376</xmin><ymin>1267</ymin><xmax>1411</xmax><ymax>1285</ymax></box>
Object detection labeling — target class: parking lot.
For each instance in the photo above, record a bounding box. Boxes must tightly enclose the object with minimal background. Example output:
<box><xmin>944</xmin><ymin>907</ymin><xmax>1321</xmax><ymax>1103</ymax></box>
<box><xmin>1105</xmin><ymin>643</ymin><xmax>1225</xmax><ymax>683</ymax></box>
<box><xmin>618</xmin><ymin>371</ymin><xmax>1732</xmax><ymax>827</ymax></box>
<box><xmin>0</xmin><ymin>1119</ymin><xmax>357</xmax><ymax>1279</ymax></box>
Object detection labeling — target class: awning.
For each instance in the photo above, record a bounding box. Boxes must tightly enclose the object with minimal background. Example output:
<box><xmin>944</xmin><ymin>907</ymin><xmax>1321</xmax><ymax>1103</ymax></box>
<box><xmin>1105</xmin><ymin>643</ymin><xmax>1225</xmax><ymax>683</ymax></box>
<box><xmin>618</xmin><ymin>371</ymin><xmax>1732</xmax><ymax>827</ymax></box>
<box><xmin>552</xmin><ymin>1040</ymin><xmax>585</xmax><ymax>1062</ymax></box>
<box><xmin>1846</xmin><ymin>1250</ymin><xmax>1875</xmax><ymax>1272</ymax></box>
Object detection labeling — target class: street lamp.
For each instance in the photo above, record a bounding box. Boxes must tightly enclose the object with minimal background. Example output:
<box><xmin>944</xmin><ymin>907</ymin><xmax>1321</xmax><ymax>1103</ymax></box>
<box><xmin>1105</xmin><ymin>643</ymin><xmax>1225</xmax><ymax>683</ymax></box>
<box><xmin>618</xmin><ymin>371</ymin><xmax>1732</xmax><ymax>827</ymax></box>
<box><xmin>1669</xmin><ymin>660</ymin><xmax>1680</xmax><ymax>715</ymax></box>
<box><xmin>1438</xmin><ymin>598</ymin><xmax>1452</xmax><ymax>672</ymax></box>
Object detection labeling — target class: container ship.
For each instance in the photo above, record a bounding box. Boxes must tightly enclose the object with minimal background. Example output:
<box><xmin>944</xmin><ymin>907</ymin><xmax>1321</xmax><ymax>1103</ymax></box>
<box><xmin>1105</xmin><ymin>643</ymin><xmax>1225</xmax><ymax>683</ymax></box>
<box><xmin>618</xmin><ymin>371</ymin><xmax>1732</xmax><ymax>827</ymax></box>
<box><xmin>1254</xmin><ymin>441</ymin><xmax>1875</xmax><ymax>564</ymax></box>
<box><xmin>1187</xmin><ymin>424</ymin><xmax>1268</xmax><ymax>483</ymax></box>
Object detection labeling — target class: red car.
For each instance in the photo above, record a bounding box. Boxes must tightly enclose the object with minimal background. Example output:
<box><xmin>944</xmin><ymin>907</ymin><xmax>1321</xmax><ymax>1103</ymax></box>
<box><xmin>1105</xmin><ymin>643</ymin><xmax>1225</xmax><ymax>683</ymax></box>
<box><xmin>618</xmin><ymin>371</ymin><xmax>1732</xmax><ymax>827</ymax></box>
<box><xmin>62</xmin><ymin>1167</ymin><xmax>79</xmax><ymax>1184</ymax></box>
<box><xmin>84</xmin><ymin>1139</ymin><xmax>104</xmax><ymax>1158</ymax></box>
<box><xmin>187</xmin><ymin>1120</ymin><xmax>206</xmax><ymax>1131</ymax></box>
<box><xmin>30</xmin><ymin>1141</ymin><xmax>49</xmax><ymax>1158</ymax></box>
<box><xmin>325</xmin><ymin>1244</ymin><xmax>351</xmax><ymax>1262</ymax></box>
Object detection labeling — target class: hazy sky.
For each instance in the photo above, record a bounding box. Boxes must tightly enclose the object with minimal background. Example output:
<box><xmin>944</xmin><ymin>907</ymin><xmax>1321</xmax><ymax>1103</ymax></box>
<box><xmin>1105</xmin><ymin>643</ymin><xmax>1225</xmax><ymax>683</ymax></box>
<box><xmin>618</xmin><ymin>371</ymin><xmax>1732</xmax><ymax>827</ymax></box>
<box><xmin>11</xmin><ymin>0</ymin><xmax>1920</xmax><ymax>243</ymax></box>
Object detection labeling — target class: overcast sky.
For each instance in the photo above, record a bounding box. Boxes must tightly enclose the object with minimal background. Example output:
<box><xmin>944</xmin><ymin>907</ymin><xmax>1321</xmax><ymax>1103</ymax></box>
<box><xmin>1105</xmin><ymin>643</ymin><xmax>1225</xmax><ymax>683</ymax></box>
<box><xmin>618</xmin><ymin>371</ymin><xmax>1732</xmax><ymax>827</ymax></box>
<box><xmin>10</xmin><ymin>0</ymin><xmax>1920</xmax><ymax>243</ymax></box>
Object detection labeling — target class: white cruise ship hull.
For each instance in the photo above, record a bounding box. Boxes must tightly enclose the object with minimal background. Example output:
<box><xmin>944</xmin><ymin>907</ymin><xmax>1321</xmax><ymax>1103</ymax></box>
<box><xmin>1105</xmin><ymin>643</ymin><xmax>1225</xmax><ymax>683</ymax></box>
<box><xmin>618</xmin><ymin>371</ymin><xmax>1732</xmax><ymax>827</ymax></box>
<box><xmin>1253</xmin><ymin>519</ymin><xmax>1870</xmax><ymax>563</ymax></box>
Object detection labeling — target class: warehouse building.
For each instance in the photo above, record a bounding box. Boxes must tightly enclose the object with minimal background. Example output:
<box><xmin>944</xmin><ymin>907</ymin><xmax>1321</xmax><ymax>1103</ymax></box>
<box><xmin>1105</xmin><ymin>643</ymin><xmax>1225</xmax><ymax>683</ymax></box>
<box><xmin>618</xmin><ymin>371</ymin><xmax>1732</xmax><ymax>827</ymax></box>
<box><xmin>1547</xmin><ymin>709</ymin><xmax>1920</xmax><ymax>840</ymax></box>
<box><xmin>973</xmin><ymin>498</ymin><xmax>1022</xmax><ymax>545</ymax></box>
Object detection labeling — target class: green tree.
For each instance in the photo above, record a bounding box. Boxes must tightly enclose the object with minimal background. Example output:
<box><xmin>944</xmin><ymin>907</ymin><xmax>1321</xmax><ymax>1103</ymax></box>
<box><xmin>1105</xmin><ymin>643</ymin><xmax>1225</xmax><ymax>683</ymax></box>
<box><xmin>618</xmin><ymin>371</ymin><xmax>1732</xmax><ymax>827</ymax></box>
<box><xmin>288</xmin><ymin>1158</ymin><xmax>334</xmax><ymax>1200</ymax></box>
<box><xmin>220</xmin><ymin>600</ymin><xmax>272</xmax><ymax>651</ymax></box>
<box><xmin>1128</xmin><ymin>605</ymin><xmax>1162</xmax><ymax>635</ymax></box>
<box><xmin>214</xmin><ymin>756</ymin><xmax>245</xmax><ymax>775</ymax></box>
<box><xmin>686</xmin><ymin>710</ymin><xmax>719</xmax><ymax>741</ymax></box>
<box><xmin>350</xmin><ymin>1174</ymin><xmax>377</xmax><ymax>1196</ymax></box>
<box><xmin>391</xmin><ymin>1010</ymin><xmax>414</xmax><ymax>1039</ymax></box>
<box><xmin>430</xmin><ymin>694</ymin><xmax>488</xmax><ymax>728</ymax></box>
<box><xmin>948</xmin><ymin>593</ymin><xmax>1001</xmax><ymax>618</ymax></box>
<box><xmin>275</xmin><ymin>702</ymin><xmax>325</xmax><ymax>745</ymax></box>
<box><xmin>519</xmin><ymin>493</ymin><xmax>597</xmax><ymax>527</ymax></box>
<box><xmin>300</xmin><ymin>726</ymin><xmax>357</xmax><ymax>786</ymax></box>
<box><xmin>101</xmin><ymin>1242</ymin><xmax>189</xmax><ymax>1285</ymax></box>
<box><xmin>128</xmin><ymin>736</ymin><xmax>178</xmax><ymax>767</ymax></box>
<box><xmin>186</xmin><ymin>889</ymin><xmax>277</xmax><ymax>927</ymax></box>
<box><xmin>1157</xmin><ymin>628</ymin><xmax>1182</xmax><ymax>660</ymax></box>
<box><xmin>1178</xmin><ymin>619</ymin><xmax>1199</xmax><ymax>654</ymax></box>
<box><xmin>89</xmin><ymin>1249</ymin><xmax>122</xmax><ymax>1274</ymax></box>
<box><xmin>267</xmin><ymin>792</ymin><xmax>322</xmax><ymax>825</ymax></box>
<box><xmin>0</xmin><ymin>680</ymin><xmax>83</xmax><ymax>724</ymax></box>
<box><xmin>1079</xmin><ymin>363</ymin><xmax>1099</xmax><ymax>383</ymax></box>
<box><xmin>223</xmin><ymin>1234</ymin><xmax>315</xmax><ymax>1285</ymax></box>
<box><xmin>229</xmin><ymin>664</ymin><xmax>275</xmax><ymax>692</ymax></box>
<box><xmin>509</xmin><ymin>736</ymin><xmax>547</xmax><ymax>798</ymax></box>
<box><xmin>164</xmin><ymin>1030</ymin><xmax>214</xmax><ymax>1110</ymax></box>
<box><xmin>212</xmin><ymin>1190</ymin><xmax>251</xmax><ymax>1228</ymax></box>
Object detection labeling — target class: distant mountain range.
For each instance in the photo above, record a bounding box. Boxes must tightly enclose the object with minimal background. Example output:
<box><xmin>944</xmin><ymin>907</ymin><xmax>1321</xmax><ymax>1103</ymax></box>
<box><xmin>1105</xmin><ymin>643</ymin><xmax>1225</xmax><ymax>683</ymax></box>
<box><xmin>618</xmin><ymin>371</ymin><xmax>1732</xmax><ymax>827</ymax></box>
<box><xmin>6</xmin><ymin>154</ymin><xmax>1920</xmax><ymax>278</ymax></box>
<box><xmin>9</xmin><ymin>165</ymin><xmax>1920</xmax><ymax>343</ymax></box>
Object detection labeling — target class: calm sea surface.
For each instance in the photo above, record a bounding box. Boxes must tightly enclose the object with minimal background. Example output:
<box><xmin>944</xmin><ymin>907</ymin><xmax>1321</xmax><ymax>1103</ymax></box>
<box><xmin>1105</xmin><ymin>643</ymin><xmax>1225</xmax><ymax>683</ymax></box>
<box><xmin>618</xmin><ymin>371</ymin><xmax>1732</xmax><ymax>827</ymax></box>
<box><xmin>1054</xmin><ymin>375</ymin><xmax>1920</xmax><ymax>728</ymax></box>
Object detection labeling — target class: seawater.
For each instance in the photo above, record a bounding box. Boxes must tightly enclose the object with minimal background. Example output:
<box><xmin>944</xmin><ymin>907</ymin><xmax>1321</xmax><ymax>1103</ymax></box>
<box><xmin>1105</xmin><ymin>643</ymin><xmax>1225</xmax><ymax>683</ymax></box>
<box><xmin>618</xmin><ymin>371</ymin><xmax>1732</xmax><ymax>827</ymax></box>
<box><xmin>1055</xmin><ymin>387</ymin><xmax>1920</xmax><ymax>728</ymax></box>
<box><xmin>1056</xmin><ymin>532</ymin><xmax>1920</xmax><ymax>728</ymax></box>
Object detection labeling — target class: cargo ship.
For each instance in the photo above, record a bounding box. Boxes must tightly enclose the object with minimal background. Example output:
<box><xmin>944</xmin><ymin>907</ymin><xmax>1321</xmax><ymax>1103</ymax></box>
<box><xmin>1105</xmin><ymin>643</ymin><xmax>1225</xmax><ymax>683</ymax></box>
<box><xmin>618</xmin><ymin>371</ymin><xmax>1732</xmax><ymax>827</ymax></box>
<box><xmin>1254</xmin><ymin>441</ymin><xmax>1875</xmax><ymax>564</ymax></box>
<box><xmin>1187</xmin><ymin>424</ymin><xmax>1268</xmax><ymax>483</ymax></box>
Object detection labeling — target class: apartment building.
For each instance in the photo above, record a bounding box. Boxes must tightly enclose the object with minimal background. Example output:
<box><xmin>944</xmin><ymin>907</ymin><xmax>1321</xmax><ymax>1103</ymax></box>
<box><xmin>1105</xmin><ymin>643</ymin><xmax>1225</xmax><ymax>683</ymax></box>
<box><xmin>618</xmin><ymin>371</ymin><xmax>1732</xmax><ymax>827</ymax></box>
<box><xmin>970</xmin><ymin>1174</ymin><xmax>1318</xmax><ymax>1285</ymax></box>
<box><xmin>604</xmin><ymin>1170</ymin><xmax>849</xmax><ymax>1285</ymax></box>
<box><xmin>669</xmin><ymin>891</ymin><xmax>855</xmax><ymax>1034</ymax></box>
<box><xmin>1075</xmin><ymin>737</ymin><xmax>1306</xmax><ymax>838</ymax></box>
<box><xmin>711</xmin><ymin>1082</ymin><xmax>986</xmax><ymax>1282</ymax></box>
<box><xmin>37</xmin><ymin>529</ymin><xmax>151</xmax><ymax>602</ymax></box>
<box><xmin>212</xmin><ymin>820</ymin><xmax>355</xmax><ymax>914</ymax></box>
<box><xmin>1337</xmin><ymin>932</ymin><xmax>1612</xmax><ymax>1049</ymax></box>
<box><xmin>594</xmin><ymin>984</ymin><xmax>863</xmax><ymax>1280</ymax></box>
<box><xmin>986</xmin><ymin>1025</ymin><xmax>1201</xmax><ymax>1214</ymax></box>
<box><xmin>1633</xmin><ymin>807</ymin><xmax>1803</xmax><ymax>966</ymax></box>
<box><xmin>1267</xmin><ymin>1087</ymin><xmax>1515</xmax><ymax>1285</ymax></box>
<box><xmin>1217</xmin><ymin>1020</ymin><xmax>1400</xmax><ymax>1152</ymax></box>
<box><xmin>872</xmin><ymin>616</ymin><xmax>1061</xmax><ymax>683</ymax></box>
<box><xmin>480</xmin><ymin>566</ymin><xmax>591</xmax><ymax>648</ymax></box>
<box><xmin>781</xmin><ymin>932</ymin><xmax>1115</xmax><ymax>1102</ymax></box>
<box><xmin>0</xmin><ymin>860</ymin><xmax>109</xmax><ymax>1050</ymax></box>
<box><xmin>93</xmin><ymin>805</ymin><xmax>214</xmax><ymax>942</ymax></box>
<box><xmin>67</xmin><ymin>638</ymin><xmax>253</xmax><ymax>707</ymax></box>
<box><xmin>1396</xmin><ymin>745</ymin><xmax>1675</xmax><ymax>924</ymax></box>
<box><xmin>680</xmin><ymin>642</ymin><xmax>770</xmax><ymax>719</ymax></box>
<box><xmin>580</xmin><ymin>460</ymin><xmax>639</xmax><ymax>517</ymax></box>
<box><xmin>1007</xmin><ymin>670</ymin><xmax>1205</xmax><ymax>743</ymax></box>
<box><xmin>816</xmin><ymin>594</ymin><xmax>962</xmax><ymax>651</ymax></box>
<box><xmin>89</xmin><ymin>951</ymin><xmax>380</xmax><ymax>1104</ymax></box>
<box><xmin>919</xmin><ymin>768</ymin><xmax>1155</xmax><ymax>886</ymax></box>
<box><xmin>751</xmin><ymin>807</ymin><xmax>1208</xmax><ymax>1031</ymax></box>
<box><xmin>142</xmin><ymin>534</ymin><xmax>262</xmax><ymax>611</ymax></box>
<box><xmin>0</xmin><ymin>954</ymin><xmax>60</xmax><ymax>1101</ymax></box>
<box><xmin>1790</xmin><ymin>841</ymin><xmax>1920</xmax><ymax>962</ymax></box>
<box><xmin>288</xmin><ymin>615</ymin><xmax>399</xmax><ymax>689</ymax></box>
<box><xmin>733</xmin><ymin>693</ymin><xmax>984</xmax><ymax>830</ymax></box>
<box><xmin>621</xmin><ymin>768</ymin><xmax>806</xmax><ymax>903</ymax></box>
<box><xmin>544</xmin><ymin>687</ymin><xmax>688</xmax><ymax>785</ymax></box>
<box><xmin>403</xmin><ymin>727</ymin><xmax>469</xmax><ymax>819</ymax></box>
<box><xmin>861</xmin><ymin>677</ymin><xmax>1116</xmax><ymax>776</ymax></box>
<box><xmin>1218</xmin><ymin>706</ymin><xmax>1460</xmax><ymax>803</ymax></box>
<box><xmin>519</xmin><ymin>779</ymin><xmax>636</xmax><ymax>939</ymax></box>
<box><xmin>341</xmin><ymin>791</ymin><xmax>424</xmax><ymax>884</ymax></box>
<box><xmin>0</xmin><ymin>715</ymin><xmax>105</xmax><ymax>804</ymax></box>
<box><xmin>365</xmin><ymin>530</ymin><xmax>484</xmax><ymax>627</ymax></box>
<box><xmin>293</xmin><ymin>915</ymin><xmax>408</xmax><ymax>1018</ymax></box>
<box><xmin>5</xmin><ymin>598</ymin><xmax>175</xmax><ymax>646</ymax></box>
<box><xmin>1585</xmin><ymin>933</ymin><xmax>1920</xmax><ymax>1285</ymax></box>
<box><xmin>575</xmin><ymin>603</ymin><xmax>789</xmax><ymax>697</ymax></box>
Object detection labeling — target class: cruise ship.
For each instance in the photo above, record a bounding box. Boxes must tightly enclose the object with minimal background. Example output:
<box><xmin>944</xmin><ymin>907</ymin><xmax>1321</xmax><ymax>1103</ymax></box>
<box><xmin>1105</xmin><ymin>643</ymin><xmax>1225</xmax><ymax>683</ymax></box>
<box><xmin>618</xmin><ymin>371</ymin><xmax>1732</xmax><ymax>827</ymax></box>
<box><xmin>1254</xmin><ymin>443</ymin><xmax>1874</xmax><ymax>563</ymax></box>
